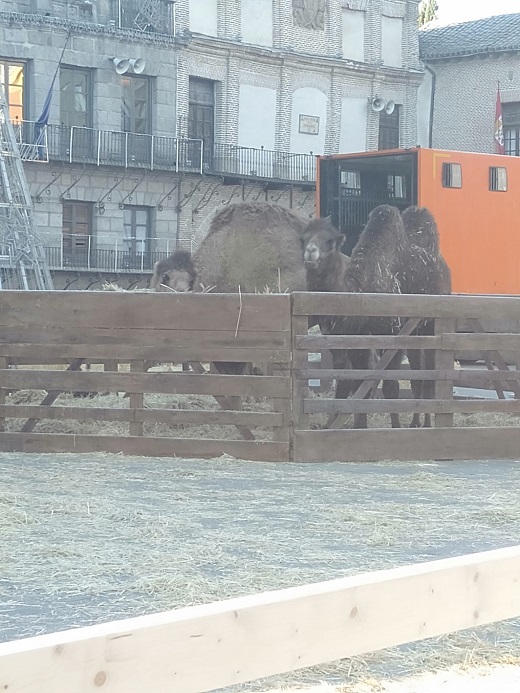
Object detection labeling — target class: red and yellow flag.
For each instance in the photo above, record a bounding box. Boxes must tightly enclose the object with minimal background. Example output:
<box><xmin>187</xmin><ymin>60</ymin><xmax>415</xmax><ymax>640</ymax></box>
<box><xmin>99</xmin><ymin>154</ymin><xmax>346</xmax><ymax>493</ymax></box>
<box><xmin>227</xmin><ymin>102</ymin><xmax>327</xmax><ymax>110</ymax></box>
<box><xmin>494</xmin><ymin>85</ymin><xmax>505</xmax><ymax>155</ymax></box>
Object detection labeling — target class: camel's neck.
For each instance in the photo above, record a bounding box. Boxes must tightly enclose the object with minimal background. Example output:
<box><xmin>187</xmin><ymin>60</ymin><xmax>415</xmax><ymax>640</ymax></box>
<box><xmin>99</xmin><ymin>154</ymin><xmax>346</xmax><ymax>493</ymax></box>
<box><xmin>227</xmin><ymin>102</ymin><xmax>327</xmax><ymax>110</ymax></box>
<box><xmin>306</xmin><ymin>252</ymin><xmax>355</xmax><ymax>292</ymax></box>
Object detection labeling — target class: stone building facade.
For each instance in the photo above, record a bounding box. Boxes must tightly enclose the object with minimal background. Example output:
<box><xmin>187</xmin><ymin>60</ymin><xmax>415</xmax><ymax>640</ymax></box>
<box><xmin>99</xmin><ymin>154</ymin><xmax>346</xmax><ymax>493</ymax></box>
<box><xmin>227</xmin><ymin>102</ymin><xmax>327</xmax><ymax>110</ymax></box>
<box><xmin>418</xmin><ymin>14</ymin><xmax>520</xmax><ymax>154</ymax></box>
<box><xmin>1</xmin><ymin>0</ymin><xmax>423</xmax><ymax>289</ymax></box>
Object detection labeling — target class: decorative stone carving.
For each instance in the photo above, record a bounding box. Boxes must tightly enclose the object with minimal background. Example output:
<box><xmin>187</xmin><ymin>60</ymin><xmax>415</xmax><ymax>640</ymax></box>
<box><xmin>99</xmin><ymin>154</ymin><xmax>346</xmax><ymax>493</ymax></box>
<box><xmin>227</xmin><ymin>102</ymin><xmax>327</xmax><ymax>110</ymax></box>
<box><xmin>292</xmin><ymin>0</ymin><xmax>327</xmax><ymax>31</ymax></box>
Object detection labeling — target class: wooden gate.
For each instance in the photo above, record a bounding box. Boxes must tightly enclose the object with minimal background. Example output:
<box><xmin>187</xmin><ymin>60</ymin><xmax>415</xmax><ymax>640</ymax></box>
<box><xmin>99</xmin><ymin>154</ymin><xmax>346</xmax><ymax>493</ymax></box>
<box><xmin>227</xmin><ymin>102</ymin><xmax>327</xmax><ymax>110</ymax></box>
<box><xmin>292</xmin><ymin>291</ymin><xmax>520</xmax><ymax>463</ymax></box>
<box><xmin>0</xmin><ymin>291</ymin><xmax>292</xmax><ymax>462</ymax></box>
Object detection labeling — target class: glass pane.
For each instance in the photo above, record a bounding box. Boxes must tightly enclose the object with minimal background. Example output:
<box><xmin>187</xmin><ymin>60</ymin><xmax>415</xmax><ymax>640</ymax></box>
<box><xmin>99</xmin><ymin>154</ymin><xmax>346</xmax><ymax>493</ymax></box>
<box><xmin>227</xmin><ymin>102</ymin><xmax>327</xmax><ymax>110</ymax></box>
<box><xmin>9</xmin><ymin>65</ymin><xmax>23</xmax><ymax>88</ymax></box>
<box><xmin>75</xmin><ymin>205</ymin><xmax>89</xmax><ymax>222</ymax></box>
<box><xmin>136</xmin><ymin>210</ymin><xmax>148</xmax><ymax>224</ymax></box>
<box><xmin>134</xmin><ymin>78</ymin><xmax>148</xmax><ymax>100</ymax></box>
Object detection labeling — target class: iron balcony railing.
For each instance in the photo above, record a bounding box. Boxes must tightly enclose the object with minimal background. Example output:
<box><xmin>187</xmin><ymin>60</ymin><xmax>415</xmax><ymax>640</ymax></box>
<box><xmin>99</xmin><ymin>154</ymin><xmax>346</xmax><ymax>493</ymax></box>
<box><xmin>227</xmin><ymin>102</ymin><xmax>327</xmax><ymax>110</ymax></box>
<box><xmin>113</xmin><ymin>0</ymin><xmax>174</xmax><ymax>34</ymax></box>
<box><xmin>19</xmin><ymin>122</ymin><xmax>318</xmax><ymax>183</ymax></box>
<box><xmin>44</xmin><ymin>124</ymin><xmax>204</xmax><ymax>174</ymax></box>
<box><xmin>210</xmin><ymin>144</ymin><xmax>317</xmax><ymax>184</ymax></box>
<box><xmin>43</xmin><ymin>235</ymin><xmax>173</xmax><ymax>273</ymax></box>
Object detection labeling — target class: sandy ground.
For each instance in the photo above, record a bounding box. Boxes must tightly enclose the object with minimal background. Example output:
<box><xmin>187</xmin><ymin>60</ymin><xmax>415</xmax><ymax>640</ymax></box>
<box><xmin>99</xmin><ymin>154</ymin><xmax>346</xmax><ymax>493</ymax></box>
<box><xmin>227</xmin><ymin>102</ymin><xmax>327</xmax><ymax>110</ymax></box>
<box><xmin>1</xmin><ymin>453</ymin><xmax>520</xmax><ymax>692</ymax></box>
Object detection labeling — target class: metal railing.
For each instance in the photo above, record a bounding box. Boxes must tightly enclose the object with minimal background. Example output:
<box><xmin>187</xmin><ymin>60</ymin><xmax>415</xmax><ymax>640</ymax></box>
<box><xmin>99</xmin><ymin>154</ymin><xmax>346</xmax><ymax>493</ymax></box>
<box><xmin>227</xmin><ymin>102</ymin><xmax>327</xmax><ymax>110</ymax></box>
<box><xmin>43</xmin><ymin>124</ymin><xmax>204</xmax><ymax>174</ymax></box>
<box><xmin>113</xmin><ymin>0</ymin><xmax>174</xmax><ymax>34</ymax></box>
<box><xmin>43</xmin><ymin>234</ymin><xmax>172</xmax><ymax>273</ymax></box>
<box><xmin>11</xmin><ymin>121</ymin><xmax>49</xmax><ymax>163</ymax></box>
<box><xmin>20</xmin><ymin>122</ymin><xmax>318</xmax><ymax>183</ymax></box>
<box><xmin>211</xmin><ymin>144</ymin><xmax>317</xmax><ymax>183</ymax></box>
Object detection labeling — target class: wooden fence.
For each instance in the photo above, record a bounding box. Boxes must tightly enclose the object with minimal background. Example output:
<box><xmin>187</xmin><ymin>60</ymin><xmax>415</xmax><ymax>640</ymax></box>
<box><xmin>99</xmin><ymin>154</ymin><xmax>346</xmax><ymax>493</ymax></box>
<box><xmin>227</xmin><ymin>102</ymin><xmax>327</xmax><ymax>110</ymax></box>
<box><xmin>1</xmin><ymin>290</ymin><xmax>520</xmax><ymax>463</ymax></box>
<box><xmin>1</xmin><ymin>545</ymin><xmax>520</xmax><ymax>692</ymax></box>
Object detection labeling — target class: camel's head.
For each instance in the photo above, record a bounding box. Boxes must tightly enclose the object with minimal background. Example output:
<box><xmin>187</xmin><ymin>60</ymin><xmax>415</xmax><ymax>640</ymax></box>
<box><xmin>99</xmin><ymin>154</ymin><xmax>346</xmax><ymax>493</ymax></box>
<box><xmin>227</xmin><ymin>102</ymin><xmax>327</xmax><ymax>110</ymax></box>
<box><xmin>151</xmin><ymin>250</ymin><xmax>197</xmax><ymax>292</ymax></box>
<box><xmin>300</xmin><ymin>217</ymin><xmax>343</xmax><ymax>269</ymax></box>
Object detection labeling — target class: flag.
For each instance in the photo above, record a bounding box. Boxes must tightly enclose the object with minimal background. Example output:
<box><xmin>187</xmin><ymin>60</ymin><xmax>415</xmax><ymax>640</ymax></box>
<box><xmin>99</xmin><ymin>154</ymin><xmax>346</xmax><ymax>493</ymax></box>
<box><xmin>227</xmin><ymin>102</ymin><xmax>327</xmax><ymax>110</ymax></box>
<box><xmin>494</xmin><ymin>85</ymin><xmax>505</xmax><ymax>155</ymax></box>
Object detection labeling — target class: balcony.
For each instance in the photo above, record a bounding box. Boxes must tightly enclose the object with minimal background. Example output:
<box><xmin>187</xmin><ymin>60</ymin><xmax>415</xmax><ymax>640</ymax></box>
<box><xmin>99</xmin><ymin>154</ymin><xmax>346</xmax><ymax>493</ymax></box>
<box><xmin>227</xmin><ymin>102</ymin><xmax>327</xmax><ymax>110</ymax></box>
<box><xmin>43</xmin><ymin>234</ymin><xmax>173</xmax><ymax>273</ymax></box>
<box><xmin>20</xmin><ymin>123</ymin><xmax>317</xmax><ymax>184</ymax></box>
<box><xmin>112</xmin><ymin>0</ymin><xmax>174</xmax><ymax>34</ymax></box>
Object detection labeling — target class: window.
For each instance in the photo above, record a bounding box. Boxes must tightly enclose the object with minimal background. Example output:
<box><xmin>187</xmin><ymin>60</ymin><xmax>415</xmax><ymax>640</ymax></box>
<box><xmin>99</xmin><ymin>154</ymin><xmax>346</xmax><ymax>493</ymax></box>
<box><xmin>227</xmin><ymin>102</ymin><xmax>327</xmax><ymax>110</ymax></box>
<box><xmin>442</xmin><ymin>163</ymin><xmax>462</xmax><ymax>188</ymax></box>
<box><xmin>123</xmin><ymin>206</ymin><xmax>152</xmax><ymax>269</ymax></box>
<box><xmin>60</xmin><ymin>66</ymin><xmax>92</xmax><ymax>128</ymax></box>
<box><xmin>340</xmin><ymin>170</ymin><xmax>361</xmax><ymax>195</ymax></box>
<box><xmin>189</xmin><ymin>78</ymin><xmax>214</xmax><ymax>143</ymax></box>
<box><xmin>378</xmin><ymin>107</ymin><xmax>400</xmax><ymax>150</ymax></box>
<box><xmin>62</xmin><ymin>202</ymin><xmax>92</xmax><ymax>267</ymax></box>
<box><xmin>387</xmin><ymin>175</ymin><xmax>406</xmax><ymax>198</ymax></box>
<box><xmin>0</xmin><ymin>59</ymin><xmax>26</xmax><ymax>123</ymax></box>
<box><xmin>121</xmin><ymin>75</ymin><xmax>151</xmax><ymax>134</ymax></box>
<box><xmin>489</xmin><ymin>167</ymin><xmax>508</xmax><ymax>192</ymax></box>
<box><xmin>503</xmin><ymin>102</ymin><xmax>520</xmax><ymax>157</ymax></box>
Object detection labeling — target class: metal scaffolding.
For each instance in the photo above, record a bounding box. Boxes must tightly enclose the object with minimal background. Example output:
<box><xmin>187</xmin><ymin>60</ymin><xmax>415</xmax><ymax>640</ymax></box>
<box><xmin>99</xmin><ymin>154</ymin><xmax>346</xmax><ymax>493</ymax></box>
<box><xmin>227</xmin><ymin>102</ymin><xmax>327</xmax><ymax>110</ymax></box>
<box><xmin>0</xmin><ymin>83</ymin><xmax>54</xmax><ymax>290</ymax></box>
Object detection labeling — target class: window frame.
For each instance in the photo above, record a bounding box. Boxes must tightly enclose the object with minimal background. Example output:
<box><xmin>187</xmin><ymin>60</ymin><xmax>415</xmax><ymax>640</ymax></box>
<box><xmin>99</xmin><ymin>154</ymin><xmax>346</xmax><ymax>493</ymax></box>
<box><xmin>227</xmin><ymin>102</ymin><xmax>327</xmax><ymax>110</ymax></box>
<box><xmin>62</xmin><ymin>201</ymin><xmax>93</xmax><ymax>266</ymax></box>
<box><xmin>123</xmin><ymin>205</ymin><xmax>153</xmax><ymax>256</ymax></box>
<box><xmin>59</xmin><ymin>65</ymin><xmax>93</xmax><ymax>128</ymax></box>
<box><xmin>378</xmin><ymin>106</ymin><xmax>400</xmax><ymax>151</ymax></box>
<box><xmin>442</xmin><ymin>162</ymin><xmax>462</xmax><ymax>189</ymax></box>
<box><xmin>503</xmin><ymin>102</ymin><xmax>520</xmax><ymax>157</ymax></box>
<box><xmin>489</xmin><ymin>166</ymin><xmax>508</xmax><ymax>192</ymax></box>
<box><xmin>121</xmin><ymin>75</ymin><xmax>152</xmax><ymax>134</ymax></box>
<box><xmin>0</xmin><ymin>58</ymin><xmax>28</xmax><ymax>123</ymax></box>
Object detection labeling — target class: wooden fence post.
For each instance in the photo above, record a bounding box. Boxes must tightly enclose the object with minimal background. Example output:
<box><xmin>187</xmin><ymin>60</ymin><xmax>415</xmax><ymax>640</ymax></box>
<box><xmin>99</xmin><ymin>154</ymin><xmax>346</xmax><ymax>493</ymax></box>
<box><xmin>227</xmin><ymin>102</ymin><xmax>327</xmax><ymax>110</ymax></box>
<box><xmin>271</xmin><ymin>361</ymin><xmax>291</xmax><ymax>449</ymax></box>
<box><xmin>434</xmin><ymin>318</ymin><xmax>455</xmax><ymax>428</ymax></box>
<box><xmin>0</xmin><ymin>358</ymin><xmax>7</xmax><ymax>433</ymax></box>
<box><xmin>292</xmin><ymin>314</ymin><xmax>310</xmax><ymax>435</ymax></box>
<box><xmin>129</xmin><ymin>360</ymin><xmax>145</xmax><ymax>437</ymax></box>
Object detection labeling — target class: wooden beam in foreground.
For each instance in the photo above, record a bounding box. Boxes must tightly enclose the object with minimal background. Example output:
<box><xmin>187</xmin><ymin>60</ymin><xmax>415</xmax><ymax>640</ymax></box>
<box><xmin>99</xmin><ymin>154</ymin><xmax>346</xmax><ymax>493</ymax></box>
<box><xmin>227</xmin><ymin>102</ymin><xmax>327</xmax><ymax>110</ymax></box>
<box><xmin>1</xmin><ymin>546</ymin><xmax>520</xmax><ymax>693</ymax></box>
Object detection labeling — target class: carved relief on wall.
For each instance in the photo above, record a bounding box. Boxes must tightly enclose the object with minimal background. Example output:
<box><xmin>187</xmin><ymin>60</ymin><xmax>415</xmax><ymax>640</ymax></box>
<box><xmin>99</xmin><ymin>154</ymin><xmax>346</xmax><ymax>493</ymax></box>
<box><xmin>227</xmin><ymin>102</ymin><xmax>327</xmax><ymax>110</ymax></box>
<box><xmin>292</xmin><ymin>0</ymin><xmax>327</xmax><ymax>31</ymax></box>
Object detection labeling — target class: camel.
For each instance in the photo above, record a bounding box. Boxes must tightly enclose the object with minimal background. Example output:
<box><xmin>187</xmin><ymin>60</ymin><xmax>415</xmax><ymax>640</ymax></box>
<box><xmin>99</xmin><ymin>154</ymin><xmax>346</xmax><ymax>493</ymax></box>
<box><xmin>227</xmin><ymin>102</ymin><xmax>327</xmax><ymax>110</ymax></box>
<box><xmin>151</xmin><ymin>201</ymin><xmax>309</xmax><ymax>380</ymax></box>
<box><xmin>400</xmin><ymin>206</ymin><xmax>452</xmax><ymax>427</ymax></box>
<box><xmin>301</xmin><ymin>205</ymin><xmax>409</xmax><ymax>429</ymax></box>
<box><xmin>150</xmin><ymin>249</ymin><xmax>198</xmax><ymax>292</ymax></box>
<box><xmin>153</xmin><ymin>202</ymin><xmax>308</xmax><ymax>294</ymax></box>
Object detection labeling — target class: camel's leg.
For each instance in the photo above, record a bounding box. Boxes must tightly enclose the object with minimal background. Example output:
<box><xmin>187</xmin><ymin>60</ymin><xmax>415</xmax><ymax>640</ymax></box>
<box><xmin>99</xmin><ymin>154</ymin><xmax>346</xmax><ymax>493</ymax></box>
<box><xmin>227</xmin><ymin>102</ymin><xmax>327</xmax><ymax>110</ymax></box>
<box><xmin>381</xmin><ymin>350</ymin><xmax>403</xmax><ymax>428</ymax></box>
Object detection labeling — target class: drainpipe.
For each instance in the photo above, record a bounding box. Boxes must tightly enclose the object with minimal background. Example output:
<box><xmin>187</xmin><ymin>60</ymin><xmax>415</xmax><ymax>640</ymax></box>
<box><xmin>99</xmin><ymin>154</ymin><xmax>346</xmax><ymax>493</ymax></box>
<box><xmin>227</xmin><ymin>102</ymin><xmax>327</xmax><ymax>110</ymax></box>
<box><xmin>425</xmin><ymin>64</ymin><xmax>436</xmax><ymax>149</ymax></box>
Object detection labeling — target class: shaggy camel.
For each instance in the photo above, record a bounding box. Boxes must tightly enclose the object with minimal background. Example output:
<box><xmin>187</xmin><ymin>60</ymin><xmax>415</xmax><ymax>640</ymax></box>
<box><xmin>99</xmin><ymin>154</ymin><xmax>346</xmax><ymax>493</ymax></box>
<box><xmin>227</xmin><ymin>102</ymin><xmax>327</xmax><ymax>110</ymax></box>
<box><xmin>400</xmin><ymin>206</ymin><xmax>452</xmax><ymax>427</ymax></box>
<box><xmin>302</xmin><ymin>205</ymin><xmax>408</xmax><ymax>429</ymax></box>
<box><xmin>150</xmin><ymin>249</ymin><xmax>198</xmax><ymax>292</ymax></box>
<box><xmin>151</xmin><ymin>201</ymin><xmax>308</xmax><ymax>380</ymax></box>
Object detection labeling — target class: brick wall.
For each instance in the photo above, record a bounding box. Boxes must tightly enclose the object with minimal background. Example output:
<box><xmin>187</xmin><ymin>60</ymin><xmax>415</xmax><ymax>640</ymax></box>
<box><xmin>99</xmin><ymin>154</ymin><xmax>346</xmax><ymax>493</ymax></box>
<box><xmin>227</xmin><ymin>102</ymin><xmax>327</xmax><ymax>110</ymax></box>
<box><xmin>427</xmin><ymin>54</ymin><xmax>520</xmax><ymax>153</ymax></box>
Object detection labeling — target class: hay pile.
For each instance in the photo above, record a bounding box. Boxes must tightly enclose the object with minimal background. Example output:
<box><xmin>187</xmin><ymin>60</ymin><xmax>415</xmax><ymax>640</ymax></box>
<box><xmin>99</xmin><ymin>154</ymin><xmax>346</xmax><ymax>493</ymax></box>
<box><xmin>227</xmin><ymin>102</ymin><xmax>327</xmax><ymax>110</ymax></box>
<box><xmin>2</xmin><ymin>455</ymin><xmax>520</xmax><ymax>692</ymax></box>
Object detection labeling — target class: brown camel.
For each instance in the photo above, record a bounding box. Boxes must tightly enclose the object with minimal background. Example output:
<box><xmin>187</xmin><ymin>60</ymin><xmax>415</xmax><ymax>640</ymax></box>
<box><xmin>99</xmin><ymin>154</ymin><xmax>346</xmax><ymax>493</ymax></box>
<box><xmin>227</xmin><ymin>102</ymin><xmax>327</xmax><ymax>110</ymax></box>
<box><xmin>150</xmin><ymin>249</ymin><xmax>197</xmax><ymax>292</ymax></box>
<box><xmin>400</xmin><ymin>206</ymin><xmax>452</xmax><ymax>427</ymax></box>
<box><xmin>301</xmin><ymin>205</ymin><xmax>409</xmax><ymax>429</ymax></box>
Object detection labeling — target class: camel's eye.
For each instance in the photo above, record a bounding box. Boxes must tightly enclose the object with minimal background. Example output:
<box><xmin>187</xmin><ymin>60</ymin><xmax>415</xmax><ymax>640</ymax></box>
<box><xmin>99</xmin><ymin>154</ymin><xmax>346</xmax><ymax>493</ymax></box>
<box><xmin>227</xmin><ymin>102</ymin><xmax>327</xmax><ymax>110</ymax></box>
<box><xmin>326</xmin><ymin>239</ymin><xmax>335</xmax><ymax>249</ymax></box>
<box><xmin>163</xmin><ymin>273</ymin><xmax>170</xmax><ymax>283</ymax></box>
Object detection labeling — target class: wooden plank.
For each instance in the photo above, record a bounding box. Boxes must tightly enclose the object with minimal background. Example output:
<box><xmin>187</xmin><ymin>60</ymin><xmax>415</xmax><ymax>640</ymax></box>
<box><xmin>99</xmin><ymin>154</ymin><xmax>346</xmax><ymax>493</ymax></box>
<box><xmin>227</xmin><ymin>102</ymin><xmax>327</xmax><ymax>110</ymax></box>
<box><xmin>1</xmin><ymin>370</ymin><xmax>291</xmax><ymax>398</ymax></box>
<box><xmin>294</xmin><ymin>427</ymin><xmax>520</xmax><ymax>463</ymax></box>
<box><xmin>297</xmin><ymin>335</ymin><xmax>441</xmax><ymax>350</ymax></box>
<box><xmin>467</xmin><ymin>319</ymin><xmax>520</xmax><ymax>400</ymax></box>
<box><xmin>0</xmin><ymin>405</ymin><xmax>283</xmax><ymax>427</ymax></box>
<box><xmin>0</xmin><ymin>432</ymin><xmax>289</xmax><ymax>463</ymax></box>
<box><xmin>292</xmin><ymin>291</ymin><xmax>520</xmax><ymax>321</ymax></box>
<box><xmin>292</xmin><ymin>314</ymin><xmax>310</xmax><ymax>430</ymax></box>
<box><xmin>0</xmin><ymin>291</ymin><xmax>291</xmax><ymax>332</ymax></box>
<box><xmin>1</xmin><ymin>545</ymin><xmax>520</xmax><ymax>693</ymax></box>
<box><xmin>297</xmin><ymin>369</ymin><xmax>520</xmax><ymax>383</ymax></box>
<box><xmin>304</xmin><ymin>398</ymin><xmax>520</xmax><ymax>415</ymax></box>
<box><xmin>0</xmin><ymin>327</ymin><xmax>290</xmax><ymax>350</ymax></box>
<box><xmin>2</xmin><ymin>345</ymin><xmax>291</xmax><ymax>364</ymax></box>
<box><xmin>442</xmin><ymin>333</ymin><xmax>520</xmax><ymax>351</ymax></box>
<box><xmin>271</xmin><ymin>362</ymin><xmax>291</xmax><ymax>443</ymax></box>
<box><xmin>129</xmin><ymin>361</ymin><xmax>145</xmax><ymax>436</ymax></box>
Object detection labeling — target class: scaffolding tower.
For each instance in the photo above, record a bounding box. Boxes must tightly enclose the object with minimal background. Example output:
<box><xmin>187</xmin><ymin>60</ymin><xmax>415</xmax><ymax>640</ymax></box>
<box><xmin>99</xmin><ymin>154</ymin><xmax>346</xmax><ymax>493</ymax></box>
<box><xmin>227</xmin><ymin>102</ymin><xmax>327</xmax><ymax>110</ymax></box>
<box><xmin>0</xmin><ymin>83</ymin><xmax>54</xmax><ymax>290</ymax></box>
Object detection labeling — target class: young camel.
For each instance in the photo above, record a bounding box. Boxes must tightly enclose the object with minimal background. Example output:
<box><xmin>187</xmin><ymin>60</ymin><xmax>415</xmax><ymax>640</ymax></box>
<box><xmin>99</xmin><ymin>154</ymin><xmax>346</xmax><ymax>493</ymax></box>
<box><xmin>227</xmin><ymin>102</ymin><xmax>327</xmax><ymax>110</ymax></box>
<box><xmin>400</xmin><ymin>206</ymin><xmax>452</xmax><ymax>427</ymax></box>
<box><xmin>301</xmin><ymin>205</ymin><xmax>409</xmax><ymax>429</ymax></box>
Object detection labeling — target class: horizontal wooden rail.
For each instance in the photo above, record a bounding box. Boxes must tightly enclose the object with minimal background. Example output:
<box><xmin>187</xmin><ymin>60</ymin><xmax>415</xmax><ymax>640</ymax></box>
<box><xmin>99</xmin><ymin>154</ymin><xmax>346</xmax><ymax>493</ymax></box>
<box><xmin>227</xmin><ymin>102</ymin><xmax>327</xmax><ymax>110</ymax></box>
<box><xmin>1</xmin><ymin>370</ymin><xmax>291</xmax><ymax>398</ymax></box>
<box><xmin>304</xmin><ymin>398</ymin><xmax>520</xmax><ymax>415</ymax></box>
<box><xmin>0</xmin><ymin>432</ymin><xmax>289</xmax><ymax>462</ymax></box>
<box><xmin>292</xmin><ymin>291</ymin><xmax>520</xmax><ymax>320</ymax></box>
<box><xmin>1</xmin><ymin>546</ymin><xmax>519</xmax><ymax>693</ymax></box>
<box><xmin>297</xmin><ymin>369</ymin><xmax>520</xmax><ymax>382</ymax></box>
<box><xmin>294</xmin><ymin>427</ymin><xmax>520</xmax><ymax>463</ymax></box>
<box><xmin>297</xmin><ymin>333</ymin><xmax>520</xmax><ymax>352</ymax></box>
<box><xmin>0</xmin><ymin>405</ymin><xmax>283</xmax><ymax>428</ymax></box>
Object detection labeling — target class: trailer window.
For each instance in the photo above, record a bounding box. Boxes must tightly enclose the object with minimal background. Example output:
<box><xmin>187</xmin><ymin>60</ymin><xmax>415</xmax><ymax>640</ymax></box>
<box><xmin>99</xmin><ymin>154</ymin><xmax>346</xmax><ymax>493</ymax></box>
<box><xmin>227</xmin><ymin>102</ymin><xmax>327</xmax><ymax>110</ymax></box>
<box><xmin>442</xmin><ymin>163</ymin><xmax>462</xmax><ymax>188</ymax></box>
<box><xmin>387</xmin><ymin>175</ymin><xmax>406</xmax><ymax>198</ymax></box>
<box><xmin>340</xmin><ymin>170</ymin><xmax>361</xmax><ymax>191</ymax></box>
<box><xmin>489</xmin><ymin>167</ymin><xmax>508</xmax><ymax>192</ymax></box>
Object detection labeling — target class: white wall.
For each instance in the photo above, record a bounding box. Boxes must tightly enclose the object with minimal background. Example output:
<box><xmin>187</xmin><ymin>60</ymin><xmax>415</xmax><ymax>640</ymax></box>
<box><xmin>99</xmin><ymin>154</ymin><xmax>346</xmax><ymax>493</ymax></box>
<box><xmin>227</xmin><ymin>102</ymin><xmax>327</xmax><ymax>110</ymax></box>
<box><xmin>417</xmin><ymin>70</ymin><xmax>433</xmax><ymax>148</ymax></box>
<box><xmin>290</xmin><ymin>87</ymin><xmax>327</xmax><ymax>155</ymax></box>
<box><xmin>339</xmin><ymin>97</ymin><xmax>367</xmax><ymax>153</ymax></box>
<box><xmin>342</xmin><ymin>9</ymin><xmax>365</xmax><ymax>62</ymax></box>
<box><xmin>381</xmin><ymin>16</ymin><xmax>403</xmax><ymax>68</ymax></box>
<box><xmin>241</xmin><ymin>0</ymin><xmax>273</xmax><ymax>46</ymax></box>
<box><xmin>238</xmin><ymin>84</ymin><xmax>277</xmax><ymax>149</ymax></box>
<box><xmin>189</xmin><ymin>0</ymin><xmax>218</xmax><ymax>36</ymax></box>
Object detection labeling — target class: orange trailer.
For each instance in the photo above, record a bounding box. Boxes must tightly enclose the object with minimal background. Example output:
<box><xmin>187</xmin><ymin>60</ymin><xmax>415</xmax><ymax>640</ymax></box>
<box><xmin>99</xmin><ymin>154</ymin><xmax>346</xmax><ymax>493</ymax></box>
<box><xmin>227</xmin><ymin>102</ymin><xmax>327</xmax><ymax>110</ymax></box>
<box><xmin>316</xmin><ymin>148</ymin><xmax>520</xmax><ymax>295</ymax></box>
